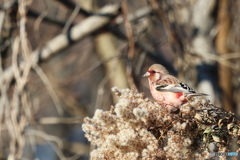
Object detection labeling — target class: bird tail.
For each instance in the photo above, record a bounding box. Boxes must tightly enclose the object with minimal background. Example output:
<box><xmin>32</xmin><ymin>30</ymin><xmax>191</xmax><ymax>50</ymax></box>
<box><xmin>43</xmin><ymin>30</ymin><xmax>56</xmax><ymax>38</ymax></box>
<box><xmin>185</xmin><ymin>93</ymin><xmax>208</xmax><ymax>96</ymax></box>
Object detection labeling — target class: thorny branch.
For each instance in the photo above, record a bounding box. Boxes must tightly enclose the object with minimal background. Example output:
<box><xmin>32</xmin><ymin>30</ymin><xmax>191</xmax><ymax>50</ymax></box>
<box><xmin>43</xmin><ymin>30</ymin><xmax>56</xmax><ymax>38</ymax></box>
<box><xmin>121</xmin><ymin>0</ymin><xmax>138</xmax><ymax>90</ymax></box>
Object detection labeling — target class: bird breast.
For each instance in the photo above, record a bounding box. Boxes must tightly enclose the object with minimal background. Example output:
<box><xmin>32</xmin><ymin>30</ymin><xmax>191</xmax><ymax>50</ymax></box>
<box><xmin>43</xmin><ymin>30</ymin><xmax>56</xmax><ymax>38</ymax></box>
<box><xmin>149</xmin><ymin>83</ymin><xmax>185</xmax><ymax>107</ymax></box>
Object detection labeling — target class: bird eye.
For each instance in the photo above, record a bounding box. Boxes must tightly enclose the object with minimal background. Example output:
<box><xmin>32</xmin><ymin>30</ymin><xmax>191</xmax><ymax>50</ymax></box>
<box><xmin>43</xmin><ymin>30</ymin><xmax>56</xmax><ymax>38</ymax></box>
<box><xmin>150</xmin><ymin>70</ymin><xmax>156</xmax><ymax>73</ymax></box>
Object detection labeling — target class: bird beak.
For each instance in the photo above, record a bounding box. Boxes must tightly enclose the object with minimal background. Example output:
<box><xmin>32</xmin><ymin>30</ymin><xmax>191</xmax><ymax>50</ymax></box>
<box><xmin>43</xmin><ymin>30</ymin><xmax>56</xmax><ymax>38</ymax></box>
<box><xmin>142</xmin><ymin>71</ymin><xmax>150</xmax><ymax>77</ymax></box>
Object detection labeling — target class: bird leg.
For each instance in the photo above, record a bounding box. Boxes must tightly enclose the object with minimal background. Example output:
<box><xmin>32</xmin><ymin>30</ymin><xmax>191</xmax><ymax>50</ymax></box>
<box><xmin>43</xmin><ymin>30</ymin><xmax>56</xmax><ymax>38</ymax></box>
<box><xmin>185</xmin><ymin>94</ymin><xmax>195</xmax><ymax>101</ymax></box>
<box><xmin>160</xmin><ymin>102</ymin><xmax>177</xmax><ymax>110</ymax></box>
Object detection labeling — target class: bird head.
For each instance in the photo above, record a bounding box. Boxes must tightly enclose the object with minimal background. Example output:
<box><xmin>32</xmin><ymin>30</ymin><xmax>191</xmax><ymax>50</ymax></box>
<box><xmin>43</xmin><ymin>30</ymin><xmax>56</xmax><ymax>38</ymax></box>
<box><xmin>143</xmin><ymin>64</ymin><xmax>169</xmax><ymax>82</ymax></box>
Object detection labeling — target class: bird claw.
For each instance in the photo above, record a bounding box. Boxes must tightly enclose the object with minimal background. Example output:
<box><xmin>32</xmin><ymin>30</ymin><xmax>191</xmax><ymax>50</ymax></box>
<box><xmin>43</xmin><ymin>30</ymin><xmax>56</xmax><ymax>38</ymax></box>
<box><xmin>185</xmin><ymin>94</ymin><xmax>194</xmax><ymax>101</ymax></box>
<box><xmin>161</xmin><ymin>102</ymin><xmax>178</xmax><ymax>111</ymax></box>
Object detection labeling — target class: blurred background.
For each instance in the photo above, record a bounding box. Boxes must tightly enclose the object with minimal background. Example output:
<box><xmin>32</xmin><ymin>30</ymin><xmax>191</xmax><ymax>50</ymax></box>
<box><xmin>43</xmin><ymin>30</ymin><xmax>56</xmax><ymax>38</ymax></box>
<box><xmin>0</xmin><ymin>0</ymin><xmax>240</xmax><ymax>159</ymax></box>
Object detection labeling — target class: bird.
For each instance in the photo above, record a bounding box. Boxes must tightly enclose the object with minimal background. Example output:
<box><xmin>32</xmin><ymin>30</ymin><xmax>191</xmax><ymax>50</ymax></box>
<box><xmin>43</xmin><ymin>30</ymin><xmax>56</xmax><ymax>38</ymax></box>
<box><xmin>143</xmin><ymin>64</ymin><xmax>207</xmax><ymax>109</ymax></box>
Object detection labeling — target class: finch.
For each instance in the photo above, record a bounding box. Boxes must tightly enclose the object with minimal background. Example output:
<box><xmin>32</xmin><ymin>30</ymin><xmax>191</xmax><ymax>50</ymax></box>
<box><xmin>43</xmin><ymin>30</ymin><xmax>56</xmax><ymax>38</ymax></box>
<box><xmin>143</xmin><ymin>64</ymin><xmax>207</xmax><ymax>109</ymax></box>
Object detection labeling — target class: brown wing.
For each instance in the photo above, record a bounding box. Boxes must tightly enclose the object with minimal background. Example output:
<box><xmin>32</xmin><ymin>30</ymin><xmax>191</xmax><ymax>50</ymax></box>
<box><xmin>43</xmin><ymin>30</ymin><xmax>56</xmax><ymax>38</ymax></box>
<box><xmin>155</xmin><ymin>75</ymin><xmax>180</xmax><ymax>85</ymax></box>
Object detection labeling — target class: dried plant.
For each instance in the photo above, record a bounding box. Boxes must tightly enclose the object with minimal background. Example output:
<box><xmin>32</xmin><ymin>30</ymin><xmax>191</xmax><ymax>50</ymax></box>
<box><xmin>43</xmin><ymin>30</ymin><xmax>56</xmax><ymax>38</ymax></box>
<box><xmin>83</xmin><ymin>87</ymin><xmax>240</xmax><ymax>160</ymax></box>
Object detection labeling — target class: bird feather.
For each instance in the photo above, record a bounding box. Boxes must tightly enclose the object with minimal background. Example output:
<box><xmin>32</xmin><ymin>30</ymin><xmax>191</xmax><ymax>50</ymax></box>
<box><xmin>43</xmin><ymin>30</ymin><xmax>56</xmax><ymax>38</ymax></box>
<box><xmin>156</xmin><ymin>84</ymin><xmax>208</xmax><ymax>96</ymax></box>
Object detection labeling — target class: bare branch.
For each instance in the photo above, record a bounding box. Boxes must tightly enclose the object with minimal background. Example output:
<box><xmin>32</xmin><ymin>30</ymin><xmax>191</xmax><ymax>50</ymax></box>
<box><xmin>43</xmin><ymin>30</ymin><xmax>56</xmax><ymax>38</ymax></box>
<box><xmin>0</xmin><ymin>4</ymin><xmax>120</xmax><ymax>89</ymax></box>
<box><xmin>39</xmin><ymin>117</ymin><xmax>83</xmax><ymax>124</ymax></box>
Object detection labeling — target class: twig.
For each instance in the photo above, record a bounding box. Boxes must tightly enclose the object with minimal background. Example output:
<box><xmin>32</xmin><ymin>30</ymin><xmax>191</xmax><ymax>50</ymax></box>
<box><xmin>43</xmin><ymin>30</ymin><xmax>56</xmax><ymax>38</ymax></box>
<box><xmin>148</xmin><ymin>0</ymin><xmax>174</xmax><ymax>43</ymax></box>
<box><xmin>32</xmin><ymin>64</ymin><xmax>64</xmax><ymax>115</ymax></box>
<box><xmin>62</xmin><ymin>0</ymin><xmax>80</xmax><ymax>33</ymax></box>
<box><xmin>135</xmin><ymin>51</ymin><xmax>147</xmax><ymax>75</ymax></box>
<box><xmin>56</xmin><ymin>0</ymin><xmax>92</xmax><ymax>16</ymax></box>
<box><xmin>12</xmin><ymin>88</ymin><xmax>26</xmax><ymax>159</ymax></box>
<box><xmin>107</xmin><ymin>24</ymin><xmax>178</xmax><ymax>75</ymax></box>
<box><xmin>28</xmin><ymin>9</ymin><xmax>70</xmax><ymax>27</ymax></box>
<box><xmin>57</xmin><ymin>0</ymin><xmax>151</xmax><ymax>25</ymax></box>
<box><xmin>5</xmin><ymin>86</ymin><xmax>16</xmax><ymax>160</ymax></box>
<box><xmin>28</xmin><ymin>6</ymin><xmax>151</xmax><ymax>28</ymax></box>
<box><xmin>27</xmin><ymin>129</ymin><xmax>68</xmax><ymax>160</ymax></box>
<box><xmin>56</xmin><ymin>0</ymin><xmax>177</xmax><ymax>75</ymax></box>
<box><xmin>48</xmin><ymin>142</ymin><xmax>67</xmax><ymax>160</ymax></box>
<box><xmin>95</xmin><ymin>75</ymin><xmax>109</xmax><ymax>110</ymax></box>
<box><xmin>28</xmin><ymin>2</ymin><xmax>177</xmax><ymax>75</ymax></box>
<box><xmin>33</xmin><ymin>8</ymin><xmax>48</xmax><ymax>31</ymax></box>
<box><xmin>121</xmin><ymin>0</ymin><xmax>135</xmax><ymax>59</ymax></box>
<box><xmin>0</xmin><ymin>4</ymin><xmax>120</xmax><ymax>89</ymax></box>
<box><xmin>219</xmin><ymin>52</ymin><xmax>240</xmax><ymax>59</ymax></box>
<box><xmin>25</xmin><ymin>130</ymin><xmax>63</xmax><ymax>148</ymax></box>
<box><xmin>121</xmin><ymin>0</ymin><xmax>137</xmax><ymax>90</ymax></box>
<box><xmin>18</xmin><ymin>0</ymin><xmax>32</xmax><ymax>92</ymax></box>
<box><xmin>115</xmin><ymin>7</ymin><xmax>151</xmax><ymax>25</ymax></box>
<box><xmin>12</xmin><ymin>37</ymin><xmax>21</xmax><ymax>85</ymax></box>
<box><xmin>32</xmin><ymin>0</ymin><xmax>55</xmax><ymax>58</ymax></box>
<box><xmin>39</xmin><ymin>117</ymin><xmax>83</xmax><ymax>124</ymax></box>
<box><xmin>81</xmin><ymin>55</ymin><xmax>121</xmax><ymax>75</ymax></box>
<box><xmin>0</xmin><ymin>11</ymin><xmax>5</xmax><ymax>36</ymax></box>
<box><xmin>0</xmin><ymin>0</ymin><xmax>18</xmax><ymax>10</ymax></box>
<box><xmin>188</xmin><ymin>52</ymin><xmax>238</xmax><ymax>69</ymax></box>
